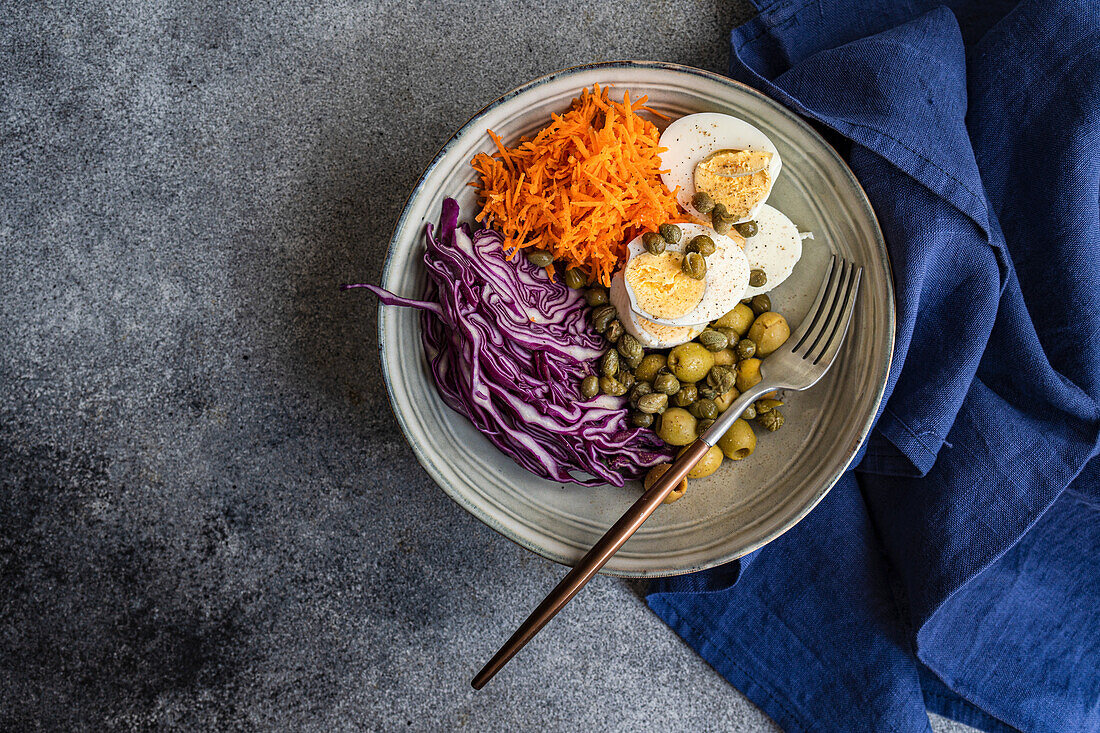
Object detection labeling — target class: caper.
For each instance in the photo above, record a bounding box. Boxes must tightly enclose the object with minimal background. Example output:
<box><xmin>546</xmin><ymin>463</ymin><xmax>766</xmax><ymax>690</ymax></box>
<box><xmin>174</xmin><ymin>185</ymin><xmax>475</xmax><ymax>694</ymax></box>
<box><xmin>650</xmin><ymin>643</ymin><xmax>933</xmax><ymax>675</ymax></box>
<box><xmin>755</xmin><ymin>398</ymin><xmax>783</xmax><ymax>414</ymax></box>
<box><xmin>714</xmin><ymin>326</ymin><xmax>739</xmax><ymax>345</ymax></box>
<box><xmin>617</xmin><ymin>333</ymin><xmax>644</xmax><ymax>363</ymax></box>
<box><xmin>630</xmin><ymin>382</ymin><xmax>654</xmax><ymax>406</ymax></box>
<box><xmin>686</xmin><ymin>235</ymin><xmax>717</xmax><ymax>257</ymax></box>
<box><xmin>605</xmin><ymin>319</ymin><xmax>625</xmax><ymax>344</ymax></box>
<box><xmin>630</xmin><ymin>410</ymin><xmax>655</xmax><ymax>428</ymax></box>
<box><xmin>564</xmin><ymin>268</ymin><xmax>588</xmax><ymax>289</ymax></box>
<box><xmin>682</xmin><ymin>252</ymin><xmax>707</xmax><ymax>280</ymax></box>
<box><xmin>526</xmin><ymin>249</ymin><xmax>554</xmax><ymax>268</ymax></box>
<box><xmin>592</xmin><ymin>305</ymin><xmax>617</xmax><ymax>333</ymax></box>
<box><xmin>580</xmin><ymin>375</ymin><xmax>599</xmax><ymax>399</ymax></box>
<box><xmin>749</xmin><ymin>293</ymin><xmax>771</xmax><ymax>316</ymax></box>
<box><xmin>637</xmin><ymin>392</ymin><xmax>669</xmax><ymax>415</ymax></box>
<box><xmin>689</xmin><ymin>398</ymin><xmax>718</xmax><ymax>421</ymax></box>
<box><xmin>642</xmin><ymin>231</ymin><xmax>666</xmax><ymax>255</ymax></box>
<box><xmin>696</xmin><ymin>418</ymin><xmax>715</xmax><ymax>435</ymax></box>
<box><xmin>736</xmin><ymin>338</ymin><xmax>757</xmax><ymax>360</ymax></box>
<box><xmin>691</xmin><ymin>191</ymin><xmax>715</xmax><ymax>213</ymax></box>
<box><xmin>585</xmin><ymin>287</ymin><xmax>609</xmax><ymax>307</ymax></box>
<box><xmin>673</xmin><ymin>383</ymin><xmax>698</xmax><ymax>407</ymax></box>
<box><xmin>697</xmin><ymin>385</ymin><xmax>718</xmax><ymax>400</ymax></box>
<box><xmin>758</xmin><ymin>408</ymin><xmax>784</xmax><ymax>432</ymax></box>
<box><xmin>734</xmin><ymin>220</ymin><xmax>760</xmax><ymax>238</ymax></box>
<box><xmin>741</xmin><ymin>404</ymin><xmax>757</xmax><ymax>420</ymax></box>
<box><xmin>707</xmin><ymin>365</ymin><xmax>737</xmax><ymax>393</ymax></box>
<box><xmin>624</xmin><ymin>351</ymin><xmax>643</xmax><ymax>370</ymax></box>
<box><xmin>653</xmin><ymin>371</ymin><xmax>681</xmax><ymax>396</ymax></box>
<box><xmin>697</xmin><ymin>329</ymin><xmax>729</xmax><ymax>352</ymax></box>
<box><xmin>712</xmin><ymin>217</ymin><xmax>733</xmax><ymax>235</ymax></box>
<box><xmin>711</xmin><ymin>203</ymin><xmax>731</xmax><ymax>222</ymax></box>
<box><xmin>659</xmin><ymin>223</ymin><xmax>682</xmax><ymax>244</ymax></box>
<box><xmin>634</xmin><ymin>353</ymin><xmax>666</xmax><ymax>383</ymax></box>
<box><xmin>600</xmin><ymin>349</ymin><xmax>619</xmax><ymax>377</ymax></box>
<box><xmin>749</xmin><ymin>268</ymin><xmax>767</xmax><ymax>288</ymax></box>
<box><xmin>599</xmin><ymin>376</ymin><xmax>627</xmax><ymax>396</ymax></box>
<box><xmin>618</xmin><ymin>371</ymin><xmax>635</xmax><ymax>391</ymax></box>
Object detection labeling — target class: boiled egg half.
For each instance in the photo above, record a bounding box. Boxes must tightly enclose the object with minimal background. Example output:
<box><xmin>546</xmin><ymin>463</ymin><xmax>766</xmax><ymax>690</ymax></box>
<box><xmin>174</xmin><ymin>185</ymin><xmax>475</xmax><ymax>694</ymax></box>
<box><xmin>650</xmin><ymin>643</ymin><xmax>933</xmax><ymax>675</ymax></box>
<box><xmin>659</xmin><ymin>113</ymin><xmax>782</xmax><ymax>223</ymax></box>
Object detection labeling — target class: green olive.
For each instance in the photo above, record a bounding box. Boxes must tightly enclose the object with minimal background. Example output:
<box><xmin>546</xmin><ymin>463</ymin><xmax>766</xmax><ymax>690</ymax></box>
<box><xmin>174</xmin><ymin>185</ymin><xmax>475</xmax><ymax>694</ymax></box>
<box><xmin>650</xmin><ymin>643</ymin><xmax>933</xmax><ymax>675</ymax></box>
<box><xmin>637</xmin><ymin>392</ymin><xmax>669</xmax><ymax>415</ymax></box>
<box><xmin>735</xmin><ymin>358</ymin><xmax>762</xmax><ymax>392</ymax></box>
<box><xmin>653</xmin><ymin>371</ymin><xmax>681</xmax><ymax>396</ymax></box>
<box><xmin>564</xmin><ymin>268</ymin><xmax>588</xmax><ymax>289</ymax></box>
<box><xmin>713</xmin><ymin>303</ymin><xmax>755</xmax><ymax>336</ymax></box>
<box><xmin>642</xmin><ymin>231</ymin><xmax>666</xmax><ymax>255</ymax></box>
<box><xmin>736</xmin><ymin>338</ymin><xmax>756</xmax><ymax>360</ymax></box>
<box><xmin>591</xmin><ymin>305</ymin><xmax>617</xmax><ymax>333</ymax></box>
<box><xmin>689</xmin><ymin>398</ymin><xmax>718</xmax><ymax>421</ymax></box>
<box><xmin>735</xmin><ymin>220</ymin><xmax>760</xmax><ymax>238</ymax></box>
<box><xmin>599</xmin><ymin>376</ymin><xmax>627</xmax><ymax>396</ymax></box>
<box><xmin>659</xmin><ymin>223</ymin><xmax>682</xmax><ymax>244</ymax></box>
<box><xmin>526</xmin><ymin>249</ymin><xmax>554</xmax><ymax>268</ymax></box>
<box><xmin>678</xmin><ymin>444</ymin><xmax>725</xmax><ymax>478</ymax></box>
<box><xmin>748</xmin><ymin>312</ymin><xmax>790</xmax><ymax>356</ymax></box>
<box><xmin>686</xmin><ymin>235</ymin><xmax>717</xmax><ymax>257</ymax></box>
<box><xmin>673</xmin><ymin>382</ymin><xmax>698</xmax><ymax>407</ymax></box>
<box><xmin>748</xmin><ymin>269</ymin><xmax>767</xmax><ymax>288</ymax></box>
<box><xmin>634</xmin><ymin>353</ymin><xmax>666</xmax><ymax>383</ymax></box>
<box><xmin>758</xmin><ymin>408</ymin><xmax>784</xmax><ymax>432</ymax></box>
<box><xmin>697</xmin><ymin>329</ymin><xmax>729</xmax><ymax>352</ymax></box>
<box><xmin>749</xmin><ymin>293</ymin><xmax>771</xmax><ymax>316</ymax></box>
<box><xmin>585</xmin><ymin>287</ymin><xmax>609</xmax><ymax>307</ymax></box>
<box><xmin>718</xmin><ymin>418</ymin><xmax>757</xmax><ymax>460</ymax></box>
<box><xmin>714</xmin><ymin>387</ymin><xmax>739</xmax><ymax>412</ymax></box>
<box><xmin>706</xmin><ymin>364</ymin><xmax>737</xmax><ymax>394</ymax></box>
<box><xmin>655</xmin><ymin>407</ymin><xmax>698</xmax><ymax>446</ymax></box>
<box><xmin>580</xmin><ymin>375</ymin><xmax>599</xmax><ymax>399</ymax></box>
<box><xmin>630</xmin><ymin>411</ymin><xmax>654</xmax><ymax>428</ymax></box>
<box><xmin>644</xmin><ymin>463</ymin><xmax>688</xmax><ymax>504</ymax></box>
<box><xmin>617</xmin><ymin>333</ymin><xmax>644</xmax><ymax>363</ymax></box>
<box><xmin>667</xmin><ymin>343</ymin><xmax>715</xmax><ymax>383</ymax></box>
<box><xmin>691</xmin><ymin>191</ymin><xmax>715</xmax><ymax>213</ymax></box>
<box><xmin>712</xmin><ymin>347</ymin><xmax>736</xmax><ymax>367</ymax></box>
<box><xmin>681</xmin><ymin>252</ymin><xmax>707</xmax><ymax>280</ymax></box>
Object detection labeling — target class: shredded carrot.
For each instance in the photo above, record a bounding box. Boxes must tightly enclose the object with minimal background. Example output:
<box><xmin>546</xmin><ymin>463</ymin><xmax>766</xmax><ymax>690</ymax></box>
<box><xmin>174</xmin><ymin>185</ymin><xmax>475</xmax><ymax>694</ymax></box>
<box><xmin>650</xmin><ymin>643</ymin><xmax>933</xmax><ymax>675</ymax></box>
<box><xmin>470</xmin><ymin>84</ymin><xmax>682</xmax><ymax>287</ymax></box>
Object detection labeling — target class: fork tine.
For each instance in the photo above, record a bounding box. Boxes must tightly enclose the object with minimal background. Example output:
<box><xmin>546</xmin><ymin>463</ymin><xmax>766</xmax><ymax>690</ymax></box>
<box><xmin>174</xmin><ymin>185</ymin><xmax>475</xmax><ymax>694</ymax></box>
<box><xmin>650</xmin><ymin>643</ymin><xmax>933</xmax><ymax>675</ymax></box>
<box><xmin>812</xmin><ymin>265</ymin><xmax>862</xmax><ymax>365</ymax></box>
<box><xmin>792</xmin><ymin>255</ymin><xmax>845</xmax><ymax>354</ymax></box>
<box><xmin>804</xmin><ymin>259</ymin><xmax>852</xmax><ymax>359</ymax></box>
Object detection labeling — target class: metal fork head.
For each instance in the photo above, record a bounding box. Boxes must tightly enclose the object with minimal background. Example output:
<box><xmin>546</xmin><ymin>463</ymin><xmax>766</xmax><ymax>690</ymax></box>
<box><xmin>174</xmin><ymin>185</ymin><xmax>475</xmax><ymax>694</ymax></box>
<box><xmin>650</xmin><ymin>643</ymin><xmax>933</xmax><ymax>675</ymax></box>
<box><xmin>765</xmin><ymin>254</ymin><xmax>862</xmax><ymax>390</ymax></box>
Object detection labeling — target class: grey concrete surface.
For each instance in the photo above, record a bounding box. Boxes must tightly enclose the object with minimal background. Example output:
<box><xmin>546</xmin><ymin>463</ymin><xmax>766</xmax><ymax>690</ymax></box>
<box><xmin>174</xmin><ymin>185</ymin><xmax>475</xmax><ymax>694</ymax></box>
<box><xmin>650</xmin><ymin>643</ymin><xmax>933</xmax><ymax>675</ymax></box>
<box><xmin>1</xmin><ymin>1</ymin><xmax>982</xmax><ymax>731</ymax></box>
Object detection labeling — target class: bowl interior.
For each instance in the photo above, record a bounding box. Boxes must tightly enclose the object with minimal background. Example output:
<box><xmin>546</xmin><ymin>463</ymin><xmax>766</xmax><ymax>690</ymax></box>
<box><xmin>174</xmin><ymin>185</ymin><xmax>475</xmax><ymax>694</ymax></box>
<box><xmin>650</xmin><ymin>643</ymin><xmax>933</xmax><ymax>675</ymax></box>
<box><xmin>378</xmin><ymin>62</ymin><xmax>892</xmax><ymax>577</ymax></box>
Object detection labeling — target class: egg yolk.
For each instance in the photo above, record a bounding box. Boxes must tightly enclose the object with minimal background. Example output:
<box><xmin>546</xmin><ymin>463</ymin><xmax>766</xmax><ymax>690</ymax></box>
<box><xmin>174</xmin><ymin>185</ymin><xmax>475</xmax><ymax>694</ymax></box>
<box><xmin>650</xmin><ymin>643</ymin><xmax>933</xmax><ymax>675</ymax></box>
<box><xmin>625</xmin><ymin>252</ymin><xmax>706</xmax><ymax>319</ymax></box>
<box><xmin>638</xmin><ymin>316</ymin><xmax>702</xmax><ymax>343</ymax></box>
<box><xmin>694</xmin><ymin>149</ymin><xmax>772</xmax><ymax>220</ymax></box>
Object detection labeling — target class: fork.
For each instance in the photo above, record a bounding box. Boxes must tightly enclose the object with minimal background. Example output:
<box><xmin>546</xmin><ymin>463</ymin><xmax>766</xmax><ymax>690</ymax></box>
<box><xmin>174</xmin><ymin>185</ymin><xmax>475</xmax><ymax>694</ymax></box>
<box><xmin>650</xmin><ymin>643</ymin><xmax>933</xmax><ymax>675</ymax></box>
<box><xmin>471</xmin><ymin>254</ymin><xmax>863</xmax><ymax>689</ymax></box>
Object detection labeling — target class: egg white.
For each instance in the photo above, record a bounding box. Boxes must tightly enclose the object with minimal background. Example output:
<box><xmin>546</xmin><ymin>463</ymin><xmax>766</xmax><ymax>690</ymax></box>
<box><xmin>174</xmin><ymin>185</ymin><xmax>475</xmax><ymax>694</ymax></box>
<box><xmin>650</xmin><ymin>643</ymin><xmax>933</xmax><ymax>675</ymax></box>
<box><xmin>742</xmin><ymin>204</ymin><xmax>806</xmax><ymax>298</ymax></box>
<box><xmin>658</xmin><ymin>113</ymin><xmax>782</xmax><ymax>223</ymax></box>
<box><xmin>621</xmin><ymin>223</ymin><xmax>750</xmax><ymax>328</ymax></box>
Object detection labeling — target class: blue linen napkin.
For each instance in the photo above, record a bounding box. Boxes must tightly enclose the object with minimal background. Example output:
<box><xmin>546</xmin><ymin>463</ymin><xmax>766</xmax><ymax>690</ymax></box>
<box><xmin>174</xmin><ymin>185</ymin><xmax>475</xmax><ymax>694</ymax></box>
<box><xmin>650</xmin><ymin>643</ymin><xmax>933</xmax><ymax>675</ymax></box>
<box><xmin>647</xmin><ymin>2</ymin><xmax>1100</xmax><ymax>730</ymax></box>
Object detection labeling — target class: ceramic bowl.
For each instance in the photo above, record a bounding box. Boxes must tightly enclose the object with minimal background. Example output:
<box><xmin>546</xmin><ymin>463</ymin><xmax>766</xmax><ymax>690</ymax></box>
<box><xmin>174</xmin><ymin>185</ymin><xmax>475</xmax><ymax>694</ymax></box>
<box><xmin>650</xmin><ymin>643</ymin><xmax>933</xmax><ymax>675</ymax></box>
<box><xmin>377</xmin><ymin>62</ymin><xmax>893</xmax><ymax>577</ymax></box>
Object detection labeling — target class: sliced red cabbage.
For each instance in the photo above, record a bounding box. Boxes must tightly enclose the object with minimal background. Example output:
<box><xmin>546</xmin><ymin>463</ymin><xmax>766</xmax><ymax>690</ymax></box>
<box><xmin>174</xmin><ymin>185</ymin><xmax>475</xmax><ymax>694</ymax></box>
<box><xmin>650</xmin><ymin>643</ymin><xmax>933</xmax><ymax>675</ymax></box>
<box><xmin>347</xmin><ymin>198</ymin><xmax>668</xmax><ymax>486</ymax></box>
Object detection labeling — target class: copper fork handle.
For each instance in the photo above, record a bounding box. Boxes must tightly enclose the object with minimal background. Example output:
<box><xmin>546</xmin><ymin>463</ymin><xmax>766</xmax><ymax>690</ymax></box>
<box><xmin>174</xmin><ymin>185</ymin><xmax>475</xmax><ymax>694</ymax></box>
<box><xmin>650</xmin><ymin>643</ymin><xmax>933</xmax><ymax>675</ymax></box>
<box><xmin>471</xmin><ymin>439</ymin><xmax>713</xmax><ymax>689</ymax></box>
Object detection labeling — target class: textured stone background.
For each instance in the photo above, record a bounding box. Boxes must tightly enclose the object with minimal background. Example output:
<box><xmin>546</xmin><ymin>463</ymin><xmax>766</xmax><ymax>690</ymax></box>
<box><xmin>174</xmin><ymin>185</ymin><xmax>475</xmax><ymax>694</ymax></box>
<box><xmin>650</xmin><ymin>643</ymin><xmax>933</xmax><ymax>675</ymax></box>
<box><xmin>1</xmin><ymin>1</ymin><xmax>979</xmax><ymax>730</ymax></box>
